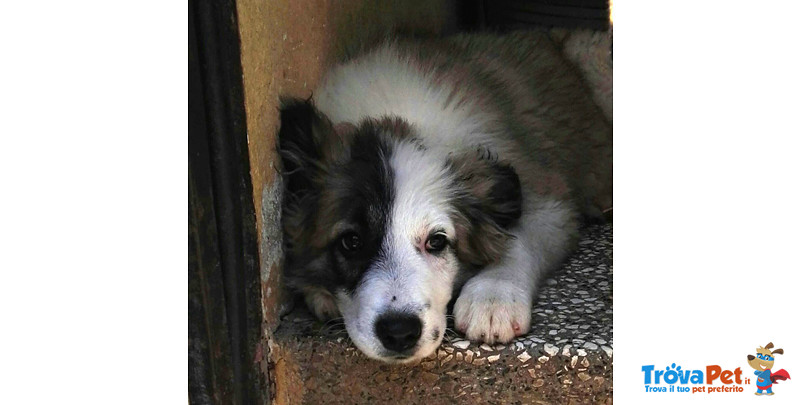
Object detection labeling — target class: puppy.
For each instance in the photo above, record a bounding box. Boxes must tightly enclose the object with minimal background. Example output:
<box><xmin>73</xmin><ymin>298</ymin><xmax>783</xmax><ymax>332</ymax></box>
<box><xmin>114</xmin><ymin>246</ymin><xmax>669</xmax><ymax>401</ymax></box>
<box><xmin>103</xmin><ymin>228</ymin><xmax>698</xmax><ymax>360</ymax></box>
<box><xmin>277</xmin><ymin>31</ymin><xmax>612</xmax><ymax>363</ymax></box>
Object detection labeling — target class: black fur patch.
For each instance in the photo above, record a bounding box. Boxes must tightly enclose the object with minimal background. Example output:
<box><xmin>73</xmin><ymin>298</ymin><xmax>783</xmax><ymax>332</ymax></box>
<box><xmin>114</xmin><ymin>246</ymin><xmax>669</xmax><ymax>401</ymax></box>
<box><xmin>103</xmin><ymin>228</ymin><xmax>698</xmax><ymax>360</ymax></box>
<box><xmin>278</xmin><ymin>99</ymin><xmax>398</xmax><ymax>294</ymax></box>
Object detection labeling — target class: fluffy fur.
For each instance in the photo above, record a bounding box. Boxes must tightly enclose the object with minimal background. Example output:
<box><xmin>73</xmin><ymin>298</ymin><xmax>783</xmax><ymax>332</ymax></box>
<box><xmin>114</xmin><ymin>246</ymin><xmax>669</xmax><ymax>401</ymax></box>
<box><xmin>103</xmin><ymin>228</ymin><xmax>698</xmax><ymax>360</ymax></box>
<box><xmin>278</xmin><ymin>31</ymin><xmax>611</xmax><ymax>363</ymax></box>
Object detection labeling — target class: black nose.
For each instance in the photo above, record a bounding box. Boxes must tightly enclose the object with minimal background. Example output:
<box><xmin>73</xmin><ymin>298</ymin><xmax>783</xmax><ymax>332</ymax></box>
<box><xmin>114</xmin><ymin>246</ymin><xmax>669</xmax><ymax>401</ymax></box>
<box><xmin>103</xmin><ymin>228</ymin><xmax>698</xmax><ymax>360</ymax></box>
<box><xmin>375</xmin><ymin>313</ymin><xmax>422</xmax><ymax>353</ymax></box>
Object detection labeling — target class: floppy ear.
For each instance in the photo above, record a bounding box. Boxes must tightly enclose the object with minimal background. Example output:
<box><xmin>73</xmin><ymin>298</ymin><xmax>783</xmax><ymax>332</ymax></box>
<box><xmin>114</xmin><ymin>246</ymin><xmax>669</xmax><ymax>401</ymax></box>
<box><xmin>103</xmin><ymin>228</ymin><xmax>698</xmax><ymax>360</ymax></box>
<box><xmin>772</xmin><ymin>348</ymin><xmax>784</xmax><ymax>355</ymax></box>
<box><xmin>449</xmin><ymin>148</ymin><xmax>522</xmax><ymax>268</ymax></box>
<box><xmin>277</xmin><ymin>98</ymin><xmax>351</xmax><ymax>197</ymax></box>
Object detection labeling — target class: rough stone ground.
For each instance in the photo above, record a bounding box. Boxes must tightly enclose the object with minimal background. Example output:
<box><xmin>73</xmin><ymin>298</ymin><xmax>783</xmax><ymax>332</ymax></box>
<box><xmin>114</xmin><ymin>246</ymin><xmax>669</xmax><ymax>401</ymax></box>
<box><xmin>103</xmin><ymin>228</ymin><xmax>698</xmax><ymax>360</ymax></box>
<box><xmin>270</xmin><ymin>224</ymin><xmax>612</xmax><ymax>404</ymax></box>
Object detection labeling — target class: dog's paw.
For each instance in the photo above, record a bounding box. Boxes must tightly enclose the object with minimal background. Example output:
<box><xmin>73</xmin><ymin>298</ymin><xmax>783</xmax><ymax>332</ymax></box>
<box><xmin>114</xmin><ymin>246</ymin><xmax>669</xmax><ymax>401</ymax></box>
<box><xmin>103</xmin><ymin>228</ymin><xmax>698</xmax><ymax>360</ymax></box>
<box><xmin>302</xmin><ymin>287</ymin><xmax>340</xmax><ymax>321</ymax></box>
<box><xmin>453</xmin><ymin>277</ymin><xmax>532</xmax><ymax>344</ymax></box>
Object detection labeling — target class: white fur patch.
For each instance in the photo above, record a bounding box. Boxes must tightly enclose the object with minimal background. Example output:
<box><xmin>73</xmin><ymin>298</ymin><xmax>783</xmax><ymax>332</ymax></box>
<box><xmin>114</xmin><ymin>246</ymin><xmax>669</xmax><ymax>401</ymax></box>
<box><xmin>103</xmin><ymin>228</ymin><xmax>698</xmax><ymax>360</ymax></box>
<box><xmin>314</xmin><ymin>44</ymin><xmax>497</xmax><ymax>152</ymax></box>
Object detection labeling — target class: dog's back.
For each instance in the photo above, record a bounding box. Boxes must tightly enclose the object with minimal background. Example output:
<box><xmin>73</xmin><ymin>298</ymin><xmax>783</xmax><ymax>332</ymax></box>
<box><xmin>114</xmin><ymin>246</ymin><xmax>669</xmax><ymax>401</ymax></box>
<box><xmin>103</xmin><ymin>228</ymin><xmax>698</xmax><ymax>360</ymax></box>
<box><xmin>314</xmin><ymin>31</ymin><xmax>612</xmax><ymax>219</ymax></box>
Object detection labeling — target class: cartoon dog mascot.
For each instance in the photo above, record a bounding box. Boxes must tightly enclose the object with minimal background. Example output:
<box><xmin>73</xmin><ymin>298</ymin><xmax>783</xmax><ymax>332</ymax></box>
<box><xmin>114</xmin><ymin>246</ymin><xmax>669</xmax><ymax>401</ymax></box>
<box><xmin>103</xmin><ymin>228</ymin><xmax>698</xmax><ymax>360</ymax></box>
<box><xmin>747</xmin><ymin>342</ymin><xmax>791</xmax><ymax>395</ymax></box>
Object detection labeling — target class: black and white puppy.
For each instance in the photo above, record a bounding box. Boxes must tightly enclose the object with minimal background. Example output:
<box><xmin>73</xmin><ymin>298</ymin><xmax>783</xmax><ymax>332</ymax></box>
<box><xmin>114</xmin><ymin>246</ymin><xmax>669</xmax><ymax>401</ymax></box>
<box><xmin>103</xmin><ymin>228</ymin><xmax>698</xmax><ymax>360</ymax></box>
<box><xmin>277</xmin><ymin>31</ymin><xmax>612</xmax><ymax>363</ymax></box>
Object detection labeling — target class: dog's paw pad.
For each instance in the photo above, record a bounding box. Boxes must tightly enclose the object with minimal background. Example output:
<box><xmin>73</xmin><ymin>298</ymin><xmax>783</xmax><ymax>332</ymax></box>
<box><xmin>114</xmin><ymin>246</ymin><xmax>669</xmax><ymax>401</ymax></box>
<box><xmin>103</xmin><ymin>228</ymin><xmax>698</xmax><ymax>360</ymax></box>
<box><xmin>453</xmin><ymin>279</ymin><xmax>532</xmax><ymax>344</ymax></box>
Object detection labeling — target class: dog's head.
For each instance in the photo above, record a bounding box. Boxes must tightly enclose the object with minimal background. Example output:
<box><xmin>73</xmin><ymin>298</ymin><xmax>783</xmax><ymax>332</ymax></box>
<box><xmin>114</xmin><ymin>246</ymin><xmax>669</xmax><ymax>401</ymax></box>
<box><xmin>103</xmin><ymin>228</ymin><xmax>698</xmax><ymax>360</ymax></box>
<box><xmin>277</xmin><ymin>98</ymin><xmax>522</xmax><ymax>363</ymax></box>
<box><xmin>747</xmin><ymin>342</ymin><xmax>783</xmax><ymax>371</ymax></box>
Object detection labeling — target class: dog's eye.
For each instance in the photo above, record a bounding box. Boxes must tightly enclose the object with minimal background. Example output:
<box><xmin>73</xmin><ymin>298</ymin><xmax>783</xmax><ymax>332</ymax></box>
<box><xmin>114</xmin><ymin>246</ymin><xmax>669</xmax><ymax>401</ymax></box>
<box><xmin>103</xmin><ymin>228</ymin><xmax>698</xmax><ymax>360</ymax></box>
<box><xmin>425</xmin><ymin>233</ymin><xmax>448</xmax><ymax>253</ymax></box>
<box><xmin>339</xmin><ymin>232</ymin><xmax>362</xmax><ymax>254</ymax></box>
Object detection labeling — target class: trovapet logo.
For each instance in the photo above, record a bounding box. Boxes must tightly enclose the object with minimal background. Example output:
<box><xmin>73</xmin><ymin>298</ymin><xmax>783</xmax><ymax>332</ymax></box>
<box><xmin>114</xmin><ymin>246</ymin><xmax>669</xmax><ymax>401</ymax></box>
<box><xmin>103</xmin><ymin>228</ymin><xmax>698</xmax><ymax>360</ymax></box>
<box><xmin>641</xmin><ymin>342</ymin><xmax>791</xmax><ymax>396</ymax></box>
<box><xmin>641</xmin><ymin>363</ymin><xmax>747</xmax><ymax>394</ymax></box>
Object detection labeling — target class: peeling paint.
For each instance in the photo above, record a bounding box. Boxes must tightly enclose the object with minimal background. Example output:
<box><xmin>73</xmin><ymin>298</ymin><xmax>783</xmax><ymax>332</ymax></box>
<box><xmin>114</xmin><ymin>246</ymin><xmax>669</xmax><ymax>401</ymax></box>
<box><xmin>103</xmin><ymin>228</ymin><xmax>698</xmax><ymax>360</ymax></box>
<box><xmin>260</xmin><ymin>178</ymin><xmax>284</xmax><ymax>284</ymax></box>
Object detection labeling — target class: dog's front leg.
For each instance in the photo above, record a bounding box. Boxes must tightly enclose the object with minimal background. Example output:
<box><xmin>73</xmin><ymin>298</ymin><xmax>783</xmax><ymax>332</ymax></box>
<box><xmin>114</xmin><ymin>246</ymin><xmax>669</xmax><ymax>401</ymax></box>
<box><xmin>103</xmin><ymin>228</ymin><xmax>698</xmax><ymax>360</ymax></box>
<box><xmin>452</xmin><ymin>236</ymin><xmax>537</xmax><ymax>343</ymax></box>
<box><xmin>453</xmin><ymin>200</ymin><xmax>577</xmax><ymax>344</ymax></box>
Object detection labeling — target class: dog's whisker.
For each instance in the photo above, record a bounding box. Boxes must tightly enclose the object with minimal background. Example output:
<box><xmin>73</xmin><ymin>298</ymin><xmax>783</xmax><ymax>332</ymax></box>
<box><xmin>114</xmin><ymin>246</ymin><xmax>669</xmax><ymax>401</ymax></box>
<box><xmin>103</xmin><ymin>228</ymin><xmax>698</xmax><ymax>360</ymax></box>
<box><xmin>321</xmin><ymin>317</ymin><xmax>345</xmax><ymax>327</ymax></box>
<box><xmin>321</xmin><ymin>325</ymin><xmax>345</xmax><ymax>333</ymax></box>
<box><xmin>320</xmin><ymin>321</ymin><xmax>347</xmax><ymax>335</ymax></box>
<box><xmin>321</xmin><ymin>322</ymin><xmax>346</xmax><ymax>330</ymax></box>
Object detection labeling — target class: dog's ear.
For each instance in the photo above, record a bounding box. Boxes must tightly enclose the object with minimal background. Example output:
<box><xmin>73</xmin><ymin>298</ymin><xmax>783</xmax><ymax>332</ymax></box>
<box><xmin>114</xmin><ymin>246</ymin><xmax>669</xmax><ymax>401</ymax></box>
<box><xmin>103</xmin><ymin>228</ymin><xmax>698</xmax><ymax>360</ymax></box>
<box><xmin>772</xmin><ymin>348</ymin><xmax>784</xmax><ymax>355</ymax></box>
<box><xmin>449</xmin><ymin>148</ymin><xmax>522</xmax><ymax>268</ymax></box>
<box><xmin>277</xmin><ymin>98</ymin><xmax>352</xmax><ymax>197</ymax></box>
